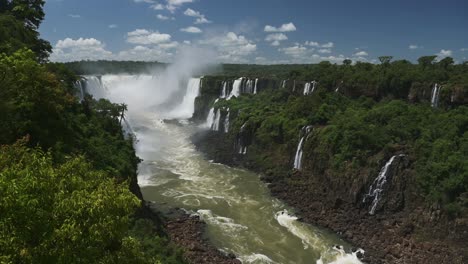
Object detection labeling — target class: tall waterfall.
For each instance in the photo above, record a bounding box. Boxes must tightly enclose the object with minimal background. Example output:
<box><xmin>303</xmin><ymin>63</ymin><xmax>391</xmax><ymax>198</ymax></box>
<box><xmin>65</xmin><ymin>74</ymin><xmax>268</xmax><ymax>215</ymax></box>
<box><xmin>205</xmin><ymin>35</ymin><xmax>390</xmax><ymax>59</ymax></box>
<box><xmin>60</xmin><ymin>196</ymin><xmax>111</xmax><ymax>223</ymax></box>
<box><xmin>212</xmin><ymin>109</ymin><xmax>222</xmax><ymax>131</ymax></box>
<box><xmin>431</xmin><ymin>83</ymin><xmax>441</xmax><ymax>108</ymax></box>
<box><xmin>303</xmin><ymin>81</ymin><xmax>317</xmax><ymax>95</ymax></box>
<box><xmin>282</xmin><ymin>80</ymin><xmax>287</xmax><ymax>89</ymax></box>
<box><xmin>172</xmin><ymin>78</ymin><xmax>202</xmax><ymax>118</ymax></box>
<box><xmin>220</xmin><ymin>81</ymin><xmax>228</xmax><ymax>98</ymax></box>
<box><xmin>363</xmin><ymin>155</ymin><xmax>403</xmax><ymax>215</ymax></box>
<box><xmin>228</xmin><ymin>77</ymin><xmax>244</xmax><ymax>99</ymax></box>
<box><xmin>294</xmin><ymin>126</ymin><xmax>313</xmax><ymax>170</ymax></box>
<box><xmin>74</xmin><ymin>79</ymin><xmax>85</xmax><ymax>101</ymax></box>
<box><xmin>245</xmin><ymin>79</ymin><xmax>254</xmax><ymax>94</ymax></box>
<box><xmin>205</xmin><ymin>98</ymin><xmax>220</xmax><ymax>129</ymax></box>
<box><xmin>254</xmin><ymin>79</ymin><xmax>259</xmax><ymax>94</ymax></box>
<box><xmin>224</xmin><ymin>109</ymin><xmax>230</xmax><ymax>133</ymax></box>
<box><xmin>238</xmin><ymin>122</ymin><xmax>248</xmax><ymax>154</ymax></box>
<box><xmin>294</xmin><ymin>137</ymin><xmax>306</xmax><ymax>170</ymax></box>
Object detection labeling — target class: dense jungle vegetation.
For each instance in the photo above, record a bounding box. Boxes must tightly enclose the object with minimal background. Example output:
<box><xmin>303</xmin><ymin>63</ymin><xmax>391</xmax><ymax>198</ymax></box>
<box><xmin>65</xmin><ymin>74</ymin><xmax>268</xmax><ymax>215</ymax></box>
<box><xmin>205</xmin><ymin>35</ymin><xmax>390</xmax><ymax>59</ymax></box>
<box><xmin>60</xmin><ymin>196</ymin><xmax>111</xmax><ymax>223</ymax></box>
<box><xmin>212</xmin><ymin>58</ymin><xmax>468</xmax><ymax>216</ymax></box>
<box><xmin>0</xmin><ymin>1</ymin><xmax>184</xmax><ymax>263</ymax></box>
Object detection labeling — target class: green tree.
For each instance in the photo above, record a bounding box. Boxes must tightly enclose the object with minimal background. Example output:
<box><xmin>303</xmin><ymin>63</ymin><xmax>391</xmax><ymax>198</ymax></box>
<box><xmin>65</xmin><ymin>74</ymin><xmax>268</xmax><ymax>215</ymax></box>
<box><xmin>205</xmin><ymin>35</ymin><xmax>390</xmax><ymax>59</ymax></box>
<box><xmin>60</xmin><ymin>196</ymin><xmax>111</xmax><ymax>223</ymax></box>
<box><xmin>417</xmin><ymin>55</ymin><xmax>437</xmax><ymax>69</ymax></box>
<box><xmin>378</xmin><ymin>56</ymin><xmax>393</xmax><ymax>64</ymax></box>
<box><xmin>0</xmin><ymin>141</ymin><xmax>145</xmax><ymax>263</ymax></box>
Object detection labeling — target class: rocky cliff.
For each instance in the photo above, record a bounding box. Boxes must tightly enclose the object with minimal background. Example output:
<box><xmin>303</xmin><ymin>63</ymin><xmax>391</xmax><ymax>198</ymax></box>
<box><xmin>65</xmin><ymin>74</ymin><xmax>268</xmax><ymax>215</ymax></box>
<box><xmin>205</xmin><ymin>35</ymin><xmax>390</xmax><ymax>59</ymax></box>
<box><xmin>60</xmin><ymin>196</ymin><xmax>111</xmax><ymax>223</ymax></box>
<box><xmin>191</xmin><ymin>76</ymin><xmax>468</xmax><ymax>263</ymax></box>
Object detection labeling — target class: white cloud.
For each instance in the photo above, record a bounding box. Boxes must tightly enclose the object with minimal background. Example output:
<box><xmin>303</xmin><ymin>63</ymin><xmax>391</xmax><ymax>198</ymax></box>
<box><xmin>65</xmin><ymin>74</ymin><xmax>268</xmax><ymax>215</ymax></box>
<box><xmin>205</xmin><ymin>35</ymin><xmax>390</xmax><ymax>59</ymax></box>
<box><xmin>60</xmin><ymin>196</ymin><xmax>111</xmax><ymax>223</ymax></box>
<box><xmin>108</xmin><ymin>24</ymin><xmax>118</xmax><ymax>28</ymax></box>
<box><xmin>436</xmin><ymin>49</ymin><xmax>453</xmax><ymax>60</ymax></box>
<box><xmin>409</xmin><ymin>44</ymin><xmax>420</xmax><ymax>50</ymax></box>
<box><xmin>138</xmin><ymin>0</ymin><xmax>193</xmax><ymax>12</ymax></box>
<box><xmin>151</xmin><ymin>4</ymin><xmax>165</xmax><ymax>10</ymax></box>
<box><xmin>117</xmin><ymin>45</ymin><xmax>174</xmax><ymax>62</ymax></box>
<box><xmin>279</xmin><ymin>44</ymin><xmax>308</xmax><ymax>58</ymax></box>
<box><xmin>318</xmin><ymin>48</ymin><xmax>332</xmax><ymax>54</ymax></box>
<box><xmin>460</xmin><ymin>48</ymin><xmax>467</xmax><ymax>52</ymax></box>
<box><xmin>156</xmin><ymin>14</ymin><xmax>170</xmax><ymax>20</ymax></box>
<box><xmin>354</xmin><ymin>51</ymin><xmax>368</xmax><ymax>56</ymax></box>
<box><xmin>166</xmin><ymin>0</ymin><xmax>193</xmax><ymax>12</ymax></box>
<box><xmin>305</xmin><ymin>41</ymin><xmax>334</xmax><ymax>48</ymax></box>
<box><xmin>180</xmin><ymin>26</ymin><xmax>202</xmax><ymax>33</ymax></box>
<box><xmin>305</xmin><ymin>41</ymin><xmax>319</xmax><ymax>47</ymax></box>
<box><xmin>265</xmin><ymin>33</ymin><xmax>288</xmax><ymax>46</ymax></box>
<box><xmin>265</xmin><ymin>33</ymin><xmax>288</xmax><ymax>42</ymax></box>
<box><xmin>183</xmin><ymin>40</ymin><xmax>191</xmax><ymax>45</ymax></box>
<box><xmin>51</xmin><ymin>37</ymin><xmax>113</xmax><ymax>62</ymax></box>
<box><xmin>264</xmin><ymin>22</ymin><xmax>296</xmax><ymax>32</ymax></box>
<box><xmin>126</xmin><ymin>29</ymin><xmax>172</xmax><ymax>45</ymax></box>
<box><xmin>68</xmin><ymin>14</ymin><xmax>81</xmax><ymax>18</ymax></box>
<box><xmin>183</xmin><ymin>8</ymin><xmax>212</xmax><ymax>24</ymax></box>
<box><xmin>321</xmin><ymin>42</ymin><xmax>334</xmax><ymax>48</ymax></box>
<box><xmin>199</xmin><ymin>32</ymin><xmax>257</xmax><ymax>63</ymax></box>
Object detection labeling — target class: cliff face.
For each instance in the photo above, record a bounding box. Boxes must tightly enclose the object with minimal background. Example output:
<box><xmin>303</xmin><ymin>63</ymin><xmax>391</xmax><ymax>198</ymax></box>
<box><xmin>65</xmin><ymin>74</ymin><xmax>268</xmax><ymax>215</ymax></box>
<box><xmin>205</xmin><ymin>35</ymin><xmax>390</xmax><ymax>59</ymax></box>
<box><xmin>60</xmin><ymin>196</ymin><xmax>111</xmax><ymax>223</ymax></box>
<box><xmin>191</xmin><ymin>77</ymin><xmax>468</xmax><ymax>264</ymax></box>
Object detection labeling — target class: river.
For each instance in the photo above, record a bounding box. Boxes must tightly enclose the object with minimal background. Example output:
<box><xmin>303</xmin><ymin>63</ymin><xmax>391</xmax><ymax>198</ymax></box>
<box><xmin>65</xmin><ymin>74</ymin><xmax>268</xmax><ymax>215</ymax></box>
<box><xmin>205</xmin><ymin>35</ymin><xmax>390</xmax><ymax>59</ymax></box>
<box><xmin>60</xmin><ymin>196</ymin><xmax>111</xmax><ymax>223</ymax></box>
<box><xmin>82</xmin><ymin>74</ymin><xmax>363</xmax><ymax>264</ymax></box>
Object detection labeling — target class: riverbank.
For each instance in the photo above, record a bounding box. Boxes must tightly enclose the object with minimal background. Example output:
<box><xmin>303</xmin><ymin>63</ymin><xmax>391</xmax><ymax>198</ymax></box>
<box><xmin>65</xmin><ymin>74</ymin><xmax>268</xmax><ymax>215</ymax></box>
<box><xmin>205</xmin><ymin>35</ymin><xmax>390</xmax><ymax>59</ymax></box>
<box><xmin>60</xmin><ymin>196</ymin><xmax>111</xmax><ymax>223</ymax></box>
<box><xmin>192</xmin><ymin>130</ymin><xmax>467</xmax><ymax>264</ymax></box>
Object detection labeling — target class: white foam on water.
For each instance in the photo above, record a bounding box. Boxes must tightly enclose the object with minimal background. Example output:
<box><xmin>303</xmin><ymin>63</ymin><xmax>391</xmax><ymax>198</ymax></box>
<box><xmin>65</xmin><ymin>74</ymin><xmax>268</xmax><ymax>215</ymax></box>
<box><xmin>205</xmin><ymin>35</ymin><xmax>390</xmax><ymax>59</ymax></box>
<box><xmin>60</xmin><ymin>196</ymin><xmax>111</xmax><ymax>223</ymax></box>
<box><xmin>317</xmin><ymin>247</ymin><xmax>364</xmax><ymax>264</ymax></box>
<box><xmin>239</xmin><ymin>253</ymin><xmax>277</xmax><ymax>264</ymax></box>
<box><xmin>197</xmin><ymin>209</ymin><xmax>249</xmax><ymax>232</ymax></box>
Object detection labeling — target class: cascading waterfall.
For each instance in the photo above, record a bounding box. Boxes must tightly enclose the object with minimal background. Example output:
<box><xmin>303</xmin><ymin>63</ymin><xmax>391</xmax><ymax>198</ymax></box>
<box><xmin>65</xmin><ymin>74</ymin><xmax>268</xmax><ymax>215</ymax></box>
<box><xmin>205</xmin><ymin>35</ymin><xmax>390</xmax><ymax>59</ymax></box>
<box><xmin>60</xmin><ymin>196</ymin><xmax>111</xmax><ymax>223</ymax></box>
<box><xmin>238</xmin><ymin>122</ymin><xmax>248</xmax><ymax>154</ymax></box>
<box><xmin>73</xmin><ymin>79</ymin><xmax>85</xmax><ymax>101</ymax></box>
<box><xmin>244</xmin><ymin>79</ymin><xmax>254</xmax><ymax>94</ymax></box>
<box><xmin>282</xmin><ymin>80</ymin><xmax>287</xmax><ymax>89</ymax></box>
<box><xmin>363</xmin><ymin>155</ymin><xmax>404</xmax><ymax>215</ymax></box>
<box><xmin>205</xmin><ymin>99</ymin><xmax>219</xmax><ymax>129</ymax></box>
<box><xmin>220</xmin><ymin>81</ymin><xmax>228</xmax><ymax>98</ymax></box>
<box><xmin>172</xmin><ymin>77</ymin><xmax>202</xmax><ymax>118</ymax></box>
<box><xmin>293</xmin><ymin>126</ymin><xmax>313</xmax><ymax>170</ymax></box>
<box><xmin>254</xmin><ymin>78</ymin><xmax>258</xmax><ymax>94</ymax></box>
<box><xmin>83</xmin><ymin>76</ymin><xmax>107</xmax><ymax>99</ymax></box>
<box><xmin>212</xmin><ymin>108</ymin><xmax>222</xmax><ymax>131</ymax></box>
<box><xmin>304</xmin><ymin>81</ymin><xmax>317</xmax><ymax>95</ymax></box>
<box><xmin>224</xmin><ymin>108</ymin><xmax>230</xmax><ymax>133</ymax></box>
<box><xmin>228</xmin><ymin>77</ymin><xmax>244</xmax><ymax>99</ymax></box>
<box><xmin>431</xmin><ymin>83</ymin><xmax>441</xmax><ymax>108</ymax></box>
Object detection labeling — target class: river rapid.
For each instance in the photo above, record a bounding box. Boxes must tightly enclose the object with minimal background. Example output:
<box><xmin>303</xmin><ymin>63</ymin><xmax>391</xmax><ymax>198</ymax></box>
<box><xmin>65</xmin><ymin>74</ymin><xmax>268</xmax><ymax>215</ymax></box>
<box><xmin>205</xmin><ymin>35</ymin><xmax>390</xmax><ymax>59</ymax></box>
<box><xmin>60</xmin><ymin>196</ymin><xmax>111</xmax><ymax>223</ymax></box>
<box><xmin>82</xmin><ymin>74</ymin><xmax>364</xmax><ymax>264</ymax></box>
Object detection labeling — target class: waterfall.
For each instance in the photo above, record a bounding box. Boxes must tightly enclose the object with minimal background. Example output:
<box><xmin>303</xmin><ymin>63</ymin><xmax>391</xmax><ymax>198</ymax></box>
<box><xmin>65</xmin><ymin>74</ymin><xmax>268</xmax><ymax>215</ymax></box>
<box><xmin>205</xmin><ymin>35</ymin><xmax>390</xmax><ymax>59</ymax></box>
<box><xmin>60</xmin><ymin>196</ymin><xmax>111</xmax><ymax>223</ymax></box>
<box><xmin>293</xmin><ymin>80</ymin><xmax>296</xmax><ymax>92</ymax></box>
<box><xmin>173</xmin><ymin>78</ymin><xmax>201</xmax><ymax>118</ymax></box>
<box><xmin>304</xmin><ymin>81</ymin><xmax>317</xmax><ymax>95</ymax></box>
<box><xmin>206</xmin><ymin>99</ymin><xmax>220</xmax><ymax>129</ymax></box>
<box><xmin>293</xmin><ymin>126</ymin><xmax>313</xmax><ymax>170</ymax></box>
<box><xmin>238</xmin><ymin>122</ymin><xmax>248</xmax><ymax>154</ymax></box>
<box><xmin>212</xmin><ymin>108</ymin><xmax>222</xmax><ymax>131</ymax></box>
<box><xmin>220</xmin><ymin>81</ymin><xmax>228</xmax><ymax>98</ymax></box>
<box><xmin>363</xmin><ymin>155</ymin><xmax>404</xmax><ymax>215</ymax></box>
<box><xmin>304</xmin><ymin>83</ymin><xmax>311</xmax><ymax>95</ymax></box>
<box><xmin>83</xmin><ymin>76</ymin><xmax>107</xmax><ymax>99</ymax></box>
<box><xmin>293</xmin><ymin>137</ymin><xmax>305</xmax><ymax>170</ymax></box>
<box><xmin>282</xmin><ymin>80</ymin><xmax>287</xmax><ymax>89</ymax></box>
<box><xmin>245</xmin><ymin>79</ymin><xmax>254</xmax><ymax>94</ymax></box>
<box><xmin>228</xmin><ymin>77</ymin><xmax>244</xmax><ymax>99</ymax></box>
<box><xmin>224</xmin><ymin>108</ymin><xmax>230</xmax><ymax>133</ymax></box>
<box><xmin>254</xmin><ymin>79</ymin><xmax>258</xmax><ymax>94</ymax></box>
<box><xmin>431</xmin><ymin>83</ymin><xmax>441</xmax><ymax>108</ymax></box>
<box><xmin>74</xmin><ymin>79</ymin><xmax>85</xmax><ymax>101</ymax></box>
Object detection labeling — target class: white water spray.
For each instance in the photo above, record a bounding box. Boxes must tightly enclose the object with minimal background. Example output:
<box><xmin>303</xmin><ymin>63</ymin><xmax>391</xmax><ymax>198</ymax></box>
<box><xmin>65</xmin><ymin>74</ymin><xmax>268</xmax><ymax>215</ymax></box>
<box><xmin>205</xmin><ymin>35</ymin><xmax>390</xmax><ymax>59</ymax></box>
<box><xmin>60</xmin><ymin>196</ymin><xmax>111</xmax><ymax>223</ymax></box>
<box><xmin>224</xmin><ymin>108</ymin><xmax>230</xmax><ymax>133</ymax></box>
<box><xmin>363</xmin><ymin>155</ymin><xmax>404</xmax><ymax>215</ymax></box>
<box><xmin>229</xmin><ymin>77</ymin><xmax>244</xmax><ymax>99</ymax></box>
<box><xmin>254</xmin><ymin>78</ymin><xmax>259</xmax><ymax>94</ymax></box>
<box><xmin>431</xmin><ymin>83</ymin><xmax>441</xmax><ymax>108</ymax></box>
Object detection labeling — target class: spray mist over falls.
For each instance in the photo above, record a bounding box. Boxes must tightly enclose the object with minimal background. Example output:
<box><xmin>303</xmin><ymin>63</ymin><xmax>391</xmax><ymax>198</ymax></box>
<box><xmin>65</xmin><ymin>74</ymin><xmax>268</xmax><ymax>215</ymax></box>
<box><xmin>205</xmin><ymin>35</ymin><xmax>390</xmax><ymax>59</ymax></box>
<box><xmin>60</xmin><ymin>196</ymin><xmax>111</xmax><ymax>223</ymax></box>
<box><xmin>83</xmin><ymin>47</ymin><xmax>216</xmax><ymax>120</ymax></box>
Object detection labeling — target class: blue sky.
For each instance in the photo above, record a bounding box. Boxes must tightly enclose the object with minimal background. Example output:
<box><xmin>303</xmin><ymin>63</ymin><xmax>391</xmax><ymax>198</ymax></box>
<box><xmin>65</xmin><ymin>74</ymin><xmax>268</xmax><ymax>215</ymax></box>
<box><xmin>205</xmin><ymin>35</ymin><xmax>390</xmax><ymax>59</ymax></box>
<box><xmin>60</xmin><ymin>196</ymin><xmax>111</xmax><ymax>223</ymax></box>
<box><xmin>41</xmin><ymin>0</ymin><xmax>468</xmax><ymax>64</ymax></box>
